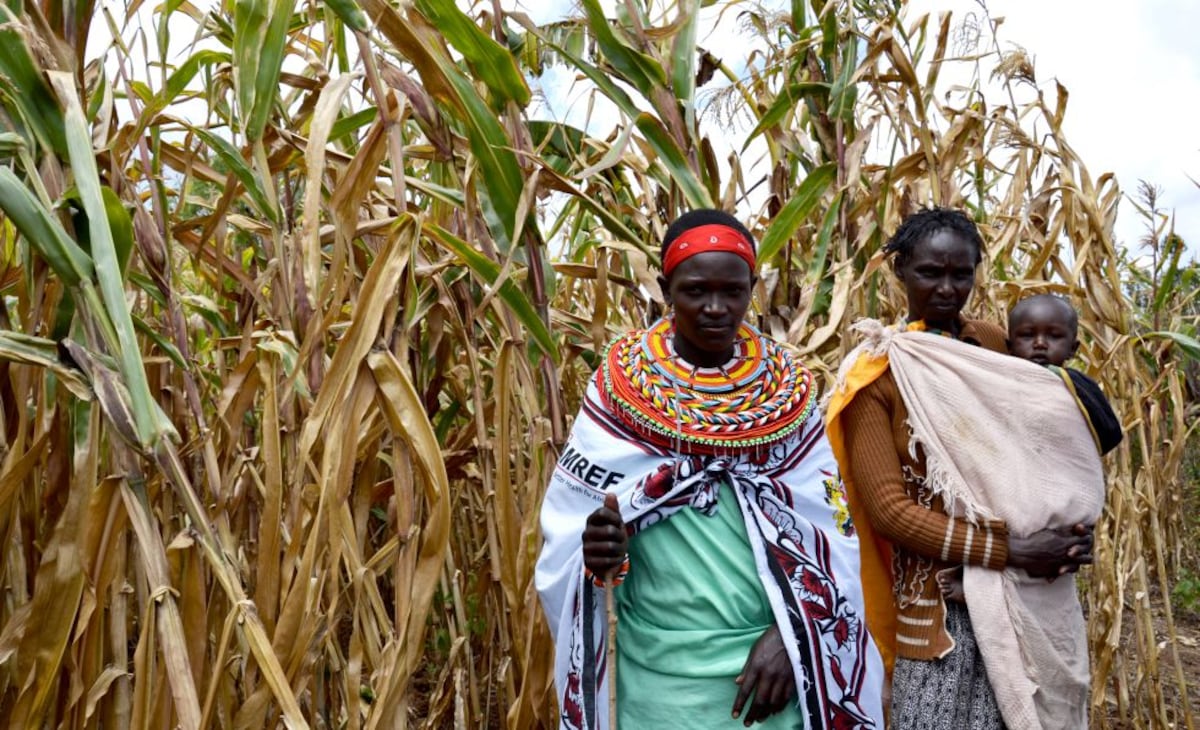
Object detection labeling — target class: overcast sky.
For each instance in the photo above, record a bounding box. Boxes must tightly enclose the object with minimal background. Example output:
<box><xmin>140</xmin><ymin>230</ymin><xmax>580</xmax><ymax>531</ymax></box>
<box><xmin>909</xmin><ymin>0</ymin><xmax>1200</xmax><ymax>256</ymax></box>
<box><xmin>516</xmin><ymin>0</ymin><xmax>1200</xmax><ymax>259</ymax></box>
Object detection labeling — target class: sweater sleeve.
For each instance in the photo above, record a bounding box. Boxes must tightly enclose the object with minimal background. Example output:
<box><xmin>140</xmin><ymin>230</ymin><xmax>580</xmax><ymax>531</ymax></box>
<box><xmin>842</xmin><ymin>374</ymin><xmax>1009</xmax><ymax>570</ymax></box>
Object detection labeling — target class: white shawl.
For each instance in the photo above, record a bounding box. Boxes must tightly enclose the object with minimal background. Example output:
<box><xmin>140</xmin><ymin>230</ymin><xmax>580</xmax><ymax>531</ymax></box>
<box><xmin>535</xmin><ymin>380</ymin><xmax>885</xmax><ymax>730</ymax></box>
<box><xmin>842</xmin><ymin>320</ymin><xmax>1104</xmax><ymax>730</ymax></box>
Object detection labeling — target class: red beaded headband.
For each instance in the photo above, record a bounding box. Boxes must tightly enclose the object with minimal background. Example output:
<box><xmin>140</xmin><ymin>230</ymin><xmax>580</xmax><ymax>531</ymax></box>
<box><xmin>662</xmin><ymin>223</ymin><xmax>756</xmax><ymax>277</ymax></box>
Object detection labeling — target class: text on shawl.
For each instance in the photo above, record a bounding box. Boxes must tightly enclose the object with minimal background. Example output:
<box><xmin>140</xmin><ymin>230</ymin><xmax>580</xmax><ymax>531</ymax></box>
<box><xmin>555</xmin><ymin>445</ymin><xmax>626</xmax><ymax>491</ymax></box>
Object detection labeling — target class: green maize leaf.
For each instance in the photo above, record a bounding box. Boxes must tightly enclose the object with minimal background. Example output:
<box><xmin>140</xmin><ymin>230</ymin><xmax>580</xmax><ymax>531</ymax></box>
<box><xmin>405</xmin><ymin>177</ymin><xmax>466</xmax><ymax>208</ymax></box>
<box><xmin>806</xmin><ymin>190</ymin><xmax>842</xmax><ymax>291</ymax></box>
<box><xmin>132</xmin><ymin>314</ymin><xmax>188</xmax><ymax>370</ymax></box>
<box><xmin>412</xmin><ymin>0</ymin><xmax>531</xmax><ymax>108</ymax></box>
<box><xmin>362</xmin><ymin>0</ymin><xmax>526</xmax><ymax>252</ymax></box>
<box><xmin>579</xmin><ymin>0</ymin><xmax>668</xmax><ymax>96</ymax></box>
<box><xmin>326</xmin><ymin>0</ymin><xmax>369</xmax><ymax>32</ymax></box>
<box><xmin>635</xmin><ymin>113</ymin><xmax>712</xmax><ymax>209</ymax></box>
<box><xmin>426</xmin><ymin>224</ymin><xmax>559</xmax><ymax>364</ymax></box>
<box><xmin>196</xmin><ymin>4</ymin><xmax>235</xmax><ymax>46</ymax></box>
<box><xmin>154</xmin><ymin>50</ymin><xmax>229</xmax><ymax>117</ymax></box>
<box><xmin>443</xmin><ymin>66</ymin><xmax>524</xmax><ymax>252</ymax></box>
<box><xmin>744</xmin><ymin>82</ymin><xmax>831</xmax><ymax>145</ymax></box>
<box><xmin>160</xmin><ymin>0</ymin><xmax>189</xmax><ymax>25</ymax></box>
<box><xmin>1145</xmin><ymin>330</ymin><xmax>1200</xmax><ymax>362</ymax></box>
<box><xmin>64</xmin><ymin>186</ymin><xmax>134</xmax><ymax>279</ymax></box>
<box><xmin>511</xmin><ymin>15</ymin><xmax>641</xmax><ymax>120</ymax></box>
<box><xmin>0</xmin><ymin>330</ymin><xmax>91</xmax><ymax>401</ymax></box>
<box><xmin>181</xmin><ymin>294</ymin><xmax>234</xmax><ymax>338</ymax></box>
<box><xmin>534</xmin><ymin>165</ymin><xmax>649</xmax><ymax>258</ymax></box>
<box><xmin>565</xmin><ymin>20</ymin><xmax>587</xmax><ymax>59</ymax></box>
<box><xmin>671</xmin><ymin>1</ymin><xmax>700</xmax><ymax>111</ymax></box>
<box><xmin>410</xmin><ymin>13</ymin><xmax>526</xmax><ymax>252</ymax></box>
<box><xmin>1151</xmin><ymin>235</ymin><xmax>1186</xmax><ymax>314</ymax></box>
<box><xmin>820</xmin><ymin>4</ymin><xmax>837</xmax><ymax>70</ymax></box>
<box><xmin>51</xmin><ymin>71</ymin><xmax>159</xmax><ymax>448</ymax></box>
<box><xmin>0</xmin><ymin>19</ymin><xmax>68</xmax><ymax>156</ymax></box>
<box><xmin>330</xmin><ymin>108</ymin><xmax>378</xmax><ymax>142</ymax></box>
<box><xmin>85</xmin><ymin>68</ymin><xmax>108</xmax><ymax>122</ymax></box>
<box><xmin>0</xmin><ymin>168</ymin><xmax>94</xmax><ymax>286</ymax></box>
<box><xmin>191</xmin><ymin>128</ymin><xmax>280</xmax><ymax>224</ymax></box>
<box><xmin>329</xmin><ymin>5</ymin><xmax>352</xmax><ymax>73</ymax></box>
<box><xmin>433</xmin><ymin>399</ymin><xmax>463</xmax><ymax>443</ymax></box>
<box><xmin>757</xmin><ymin>162</ymin><xmax>835</xmax><ymax>263</ymax></box>
<box><xmin>50</xmin><ymin>289</ymin><xmax>76</xmax><ymax>341</ymax></box>
<box><xmin>129</xmin><ymin>79</ymin><xmax>154</xmax><ymax>104</ymax></box>
<box><xmin>791</xmin><ymin>0</ymin><xmax>806</xmax><ymax>31</ymax></box>
<box><xmin>233</xmin><ymin>0</ymin><xmax>296</xmax><ymax>142</ymax></box>
<box><xmin>128</xmin><ymin>272</ymin><xmax>168</xmax><ymax>309</ymax></box>
<box><xmin>828</xmin><ymin>32</ymin><xmax>859</xmax><ymax>123</ymax></box>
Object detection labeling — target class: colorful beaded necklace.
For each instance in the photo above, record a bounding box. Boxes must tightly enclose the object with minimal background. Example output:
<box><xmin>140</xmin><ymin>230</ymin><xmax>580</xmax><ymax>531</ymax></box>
<box><xmin>596</xmin><ymin>317</ymin><xmax>816</xmax><ymax>455</ymax></box>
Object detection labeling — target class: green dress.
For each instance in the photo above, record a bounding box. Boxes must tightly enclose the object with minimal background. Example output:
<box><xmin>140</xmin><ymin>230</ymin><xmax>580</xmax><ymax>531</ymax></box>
<box><xmin>614</xmin><ymin>482</ymin><xmax>804</xmax><ymax>729</ymax></box>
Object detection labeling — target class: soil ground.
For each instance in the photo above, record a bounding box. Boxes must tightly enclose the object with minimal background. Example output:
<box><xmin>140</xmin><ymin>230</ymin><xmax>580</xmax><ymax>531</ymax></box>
<box><xmin>1099</xmin><ymin>458</ymin><xmax>1200</xmax><ymax>727</ymax></box>
<box><xmin>1099</xmin><ymin>594</ymin><xmax>1200</xmax><ymax>728</ymax></box>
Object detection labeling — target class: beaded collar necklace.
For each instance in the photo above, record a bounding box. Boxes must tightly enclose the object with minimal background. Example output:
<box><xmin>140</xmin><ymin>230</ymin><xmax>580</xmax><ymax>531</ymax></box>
<box><xmin>596</xmin><ymin>317</ymin><xmax>815</xmax><ymax>455</ymax></box>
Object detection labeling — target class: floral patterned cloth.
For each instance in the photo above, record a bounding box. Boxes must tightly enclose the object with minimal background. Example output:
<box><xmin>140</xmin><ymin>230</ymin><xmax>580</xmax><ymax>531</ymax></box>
<box><xmin>890</xmin><ymin>603</ymin><xmax>1006</xmax><ymax>730</ymax></box>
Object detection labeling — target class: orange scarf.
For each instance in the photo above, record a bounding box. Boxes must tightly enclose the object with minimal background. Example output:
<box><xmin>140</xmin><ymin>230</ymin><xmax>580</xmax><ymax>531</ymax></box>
<box><xmin>823</xmin><ymin>321</ymin><xmax>931</xmax><ymax>676</ymax></box>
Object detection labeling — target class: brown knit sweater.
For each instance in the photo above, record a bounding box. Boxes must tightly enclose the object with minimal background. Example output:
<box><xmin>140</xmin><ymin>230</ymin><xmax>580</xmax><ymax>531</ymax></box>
<box><xmin>841</xmin><ymin>318</ymin><xmax>1010</xmax><ymax>660</ymax></box>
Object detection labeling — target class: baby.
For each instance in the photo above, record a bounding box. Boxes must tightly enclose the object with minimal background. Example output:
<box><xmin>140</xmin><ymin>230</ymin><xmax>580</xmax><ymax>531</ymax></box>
<box><xmin>937</xmin><ymin>293</ymin><xmax>1122</xmax><ymax>601</ymax></box>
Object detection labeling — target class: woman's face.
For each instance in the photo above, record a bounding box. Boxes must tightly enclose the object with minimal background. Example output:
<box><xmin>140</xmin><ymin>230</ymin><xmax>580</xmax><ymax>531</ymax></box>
<box><xmin>895</xmin><ymin>229</ymin><xmax>979</xmax><ymax>330</ymax></box>
<box><xmin>658</xmin><ymin>251</ymin><xmax>755</xmax><ymax>368</ymax></box>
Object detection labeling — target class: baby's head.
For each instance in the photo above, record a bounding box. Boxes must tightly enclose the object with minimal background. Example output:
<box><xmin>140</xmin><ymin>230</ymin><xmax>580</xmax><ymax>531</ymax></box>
<box><xmin>1007</xmin><ymin>294</ymin><xmax>1080</xmax><ymax>367</ymax></box>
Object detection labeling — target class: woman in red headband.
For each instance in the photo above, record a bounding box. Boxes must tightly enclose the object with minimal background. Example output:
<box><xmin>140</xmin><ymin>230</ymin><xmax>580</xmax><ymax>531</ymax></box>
<box><xmin>536</xmin><ymin>209</ymin><xmax>885</xmax><ymax>729</ymax></box>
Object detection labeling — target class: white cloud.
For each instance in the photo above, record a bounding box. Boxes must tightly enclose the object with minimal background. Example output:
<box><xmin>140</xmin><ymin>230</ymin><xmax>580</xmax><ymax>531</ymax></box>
<box><xmin>505</xmin><ymin>0</ymin><xmax>578</xmax><ymax>25</ymax></box>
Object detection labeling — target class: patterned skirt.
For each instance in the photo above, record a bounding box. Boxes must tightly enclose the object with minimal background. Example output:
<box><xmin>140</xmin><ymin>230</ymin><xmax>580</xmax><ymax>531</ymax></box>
<box><xmin>890</xmin><ymin>602</ymin><xmax>1007</xmax><ymax>730</ymax></box>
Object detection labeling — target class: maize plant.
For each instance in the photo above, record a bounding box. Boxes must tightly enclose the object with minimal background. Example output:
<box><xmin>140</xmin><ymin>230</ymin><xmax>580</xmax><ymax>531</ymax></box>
<box><xmin>0</xmin><ymin>0</ymin><xmax>1193</xmax><ymax>727</ymax></box>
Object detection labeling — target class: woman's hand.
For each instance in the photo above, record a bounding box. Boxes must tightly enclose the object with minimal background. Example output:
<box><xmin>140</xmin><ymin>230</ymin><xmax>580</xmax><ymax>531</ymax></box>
<box><xmin>1006</xmin><ymin>523</ymin><xmax>1094</xmax><ymax>578</ymax></box>
<box><xmin>731</xmin><ymin>624</ymin><xmax>795</xmax><ymax>726</ymax></box>
<box><xmin>581</xmin><ymin>493</ymin><xmax>627</xmax><ymax>579</ymax></box>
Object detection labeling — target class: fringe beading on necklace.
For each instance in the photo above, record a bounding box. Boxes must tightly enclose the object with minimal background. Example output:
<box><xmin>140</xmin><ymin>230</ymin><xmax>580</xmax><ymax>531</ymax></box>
<box><xmin>596</xmin><ymin>317</ymin><xmax>815</xmax><ymax>455</ymax></box>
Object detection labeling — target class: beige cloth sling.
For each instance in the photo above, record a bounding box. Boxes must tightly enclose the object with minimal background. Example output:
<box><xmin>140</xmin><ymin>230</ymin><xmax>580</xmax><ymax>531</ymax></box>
<box><xmin>847</xmin><ymin>320</ymin><xmax>1103</xmax><ymax>730</ymax></box>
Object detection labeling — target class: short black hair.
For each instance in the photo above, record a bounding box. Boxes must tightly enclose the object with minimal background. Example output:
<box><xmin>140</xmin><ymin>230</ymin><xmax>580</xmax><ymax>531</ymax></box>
<box><xmin>884</xmin><ymin>207</ymin><xmax>984</xmax><ymax>267</ymax></box>
<box><xmin>661</xmin><ymin>208</ymin><xmax>756</xmax><ymax>267</ymax></box>
<box><xmin>1009</xmin><ymin>293</ymin><xmax>1079</xmax><ymax>338</ymax></box>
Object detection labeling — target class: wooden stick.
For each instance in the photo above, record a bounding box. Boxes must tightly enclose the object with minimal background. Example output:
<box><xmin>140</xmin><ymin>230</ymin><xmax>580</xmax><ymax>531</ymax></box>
<box><xmin>605</xmin><ymin>578</ymin><xmax>618</xmax><ymax>730</ymax></box>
